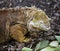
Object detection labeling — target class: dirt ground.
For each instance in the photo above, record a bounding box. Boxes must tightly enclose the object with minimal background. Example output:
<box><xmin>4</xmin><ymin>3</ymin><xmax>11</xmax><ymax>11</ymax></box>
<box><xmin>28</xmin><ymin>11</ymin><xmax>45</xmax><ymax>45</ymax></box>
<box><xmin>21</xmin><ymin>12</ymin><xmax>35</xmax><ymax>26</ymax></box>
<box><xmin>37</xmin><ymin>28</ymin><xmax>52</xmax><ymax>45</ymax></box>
<box><xmin>0</xmin><ymin>0</ymin><xmax>60</xmax><ymax>51</ymax></box>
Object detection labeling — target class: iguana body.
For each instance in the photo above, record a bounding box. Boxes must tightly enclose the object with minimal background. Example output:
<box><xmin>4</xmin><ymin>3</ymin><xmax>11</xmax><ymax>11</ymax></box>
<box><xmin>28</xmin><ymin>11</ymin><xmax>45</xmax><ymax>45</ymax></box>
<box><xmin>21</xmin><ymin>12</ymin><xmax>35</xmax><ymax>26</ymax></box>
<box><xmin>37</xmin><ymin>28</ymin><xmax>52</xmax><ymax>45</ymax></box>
<box><xmin>0</xmin><ymin>6</ymin><xmax>51</xmax><ymax>43</ymax></box>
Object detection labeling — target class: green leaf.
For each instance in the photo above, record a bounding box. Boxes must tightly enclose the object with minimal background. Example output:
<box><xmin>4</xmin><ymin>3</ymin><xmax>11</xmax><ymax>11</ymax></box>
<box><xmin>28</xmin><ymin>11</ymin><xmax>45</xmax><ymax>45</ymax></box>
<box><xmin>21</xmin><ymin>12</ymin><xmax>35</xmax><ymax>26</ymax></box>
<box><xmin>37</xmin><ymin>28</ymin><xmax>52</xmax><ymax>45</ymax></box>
<box><xmin>35</xmin><ymin>40</ymin><xmax>49</xmax><ymax>51</ymax></box>
<box><xmin>54</xmin><ymin>47</ymin><xmax>60</xmax><ymax>51</ymax></box>
<box><xmin>35</xmin><ymin>42</ymin><xmax>41</xmax><ymax>51</ymax></box>
<box><xmin>40</xmin><ymin>46</ymin><xmax>55</xmax><ymax>51</ymax></box>
<box><xmin>55</xmin><ymin>36</ymin><xmax>60</xmax><ymax>43</ymax></box>
<box><xmin>39</xmin><ymin>41</ymin><xmax>49</xmax><ymax>49</ymax></box>
<box><xmin>21</xmin><ymin>47</ymin><xmax>32</xmax><ymax>51</ymax></box>
<box><xmin>49</xmin><ymin>41</ymin><xmax>59</xmax><ymax>47</ymax></box>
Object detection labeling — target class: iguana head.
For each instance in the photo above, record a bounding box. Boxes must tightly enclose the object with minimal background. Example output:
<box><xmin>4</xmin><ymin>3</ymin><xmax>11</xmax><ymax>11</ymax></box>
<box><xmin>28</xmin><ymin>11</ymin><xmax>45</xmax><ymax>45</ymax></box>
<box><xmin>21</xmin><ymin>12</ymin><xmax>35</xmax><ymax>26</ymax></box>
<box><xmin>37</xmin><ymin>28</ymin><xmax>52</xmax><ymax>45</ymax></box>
<box><xmin>27</xmin><ymin>6</ymin><xmax>51</xmax><ymax>32</ymax></box>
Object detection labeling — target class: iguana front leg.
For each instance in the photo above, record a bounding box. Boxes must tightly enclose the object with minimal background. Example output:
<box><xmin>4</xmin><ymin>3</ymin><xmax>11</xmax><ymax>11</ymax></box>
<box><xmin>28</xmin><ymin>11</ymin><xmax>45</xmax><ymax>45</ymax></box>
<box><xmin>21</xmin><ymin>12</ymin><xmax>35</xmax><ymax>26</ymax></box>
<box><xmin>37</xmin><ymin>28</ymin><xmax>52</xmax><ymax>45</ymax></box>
<box><xmin>10</xmin><ymin>24</ymin><xmax>30</xmax><ymax>42</ymax></box>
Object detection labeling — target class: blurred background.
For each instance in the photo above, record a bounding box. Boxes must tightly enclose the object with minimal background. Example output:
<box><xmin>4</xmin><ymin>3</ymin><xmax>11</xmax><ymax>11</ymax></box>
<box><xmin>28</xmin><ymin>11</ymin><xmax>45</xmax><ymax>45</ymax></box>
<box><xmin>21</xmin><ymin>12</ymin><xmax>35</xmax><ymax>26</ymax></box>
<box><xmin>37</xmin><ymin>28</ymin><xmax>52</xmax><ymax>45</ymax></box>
<box><xmin>0</xmin><ymin>0</ymin><xmax>60</xmax><ymax>17</ymax></box>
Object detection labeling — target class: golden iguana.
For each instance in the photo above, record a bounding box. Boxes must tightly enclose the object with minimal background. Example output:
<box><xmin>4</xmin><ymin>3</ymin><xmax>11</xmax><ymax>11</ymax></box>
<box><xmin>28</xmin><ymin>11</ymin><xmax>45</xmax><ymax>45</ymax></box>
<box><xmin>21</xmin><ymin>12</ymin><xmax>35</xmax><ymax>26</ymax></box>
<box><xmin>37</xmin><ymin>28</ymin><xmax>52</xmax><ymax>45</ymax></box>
<box><xmin>0</xmin><ymin>6</ymin><xmax>51</xmax><ymax>43</ymax></box>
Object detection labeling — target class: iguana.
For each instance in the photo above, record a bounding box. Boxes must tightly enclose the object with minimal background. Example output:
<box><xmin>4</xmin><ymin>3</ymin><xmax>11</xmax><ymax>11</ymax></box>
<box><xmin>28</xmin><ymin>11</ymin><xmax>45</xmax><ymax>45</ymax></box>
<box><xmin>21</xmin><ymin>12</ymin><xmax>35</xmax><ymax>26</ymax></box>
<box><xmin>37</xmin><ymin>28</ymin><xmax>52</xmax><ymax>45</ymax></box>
<box><xmin>0</xmin><ymin>6</ymin><xmax>51</xmax><ymax>43</ymax></box>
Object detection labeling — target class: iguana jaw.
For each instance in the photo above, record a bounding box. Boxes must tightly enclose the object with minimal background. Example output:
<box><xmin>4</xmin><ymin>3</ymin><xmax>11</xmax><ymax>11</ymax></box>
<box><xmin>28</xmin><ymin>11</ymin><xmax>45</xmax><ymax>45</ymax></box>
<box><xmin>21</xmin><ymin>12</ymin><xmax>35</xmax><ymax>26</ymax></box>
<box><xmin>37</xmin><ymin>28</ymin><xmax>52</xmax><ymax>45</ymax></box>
<box><xmin>28</xmin><ymin>20</ymin><xmax>51</xmax><ymax>32</ymax></box>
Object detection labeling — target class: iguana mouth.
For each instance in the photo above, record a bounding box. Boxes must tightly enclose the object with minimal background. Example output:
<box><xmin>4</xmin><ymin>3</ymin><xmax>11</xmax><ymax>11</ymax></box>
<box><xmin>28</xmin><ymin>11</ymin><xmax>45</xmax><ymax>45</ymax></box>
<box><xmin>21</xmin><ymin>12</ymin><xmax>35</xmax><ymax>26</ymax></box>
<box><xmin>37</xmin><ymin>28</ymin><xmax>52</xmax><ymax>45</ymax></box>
<box><xmin>28</xmin><ymin>20</ymin><xmax>51</xmax><ymax>31</ymax></box>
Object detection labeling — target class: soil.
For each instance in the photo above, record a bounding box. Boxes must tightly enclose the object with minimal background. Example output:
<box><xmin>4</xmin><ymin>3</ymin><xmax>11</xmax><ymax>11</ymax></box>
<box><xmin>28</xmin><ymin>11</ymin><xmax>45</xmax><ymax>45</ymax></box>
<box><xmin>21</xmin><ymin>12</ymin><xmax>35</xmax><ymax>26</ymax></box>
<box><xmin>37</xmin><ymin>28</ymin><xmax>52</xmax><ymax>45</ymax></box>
<box><xmin>0</xmin><ymin>0</ymin><xmax>60</xmax><ymax>51</ymax></box>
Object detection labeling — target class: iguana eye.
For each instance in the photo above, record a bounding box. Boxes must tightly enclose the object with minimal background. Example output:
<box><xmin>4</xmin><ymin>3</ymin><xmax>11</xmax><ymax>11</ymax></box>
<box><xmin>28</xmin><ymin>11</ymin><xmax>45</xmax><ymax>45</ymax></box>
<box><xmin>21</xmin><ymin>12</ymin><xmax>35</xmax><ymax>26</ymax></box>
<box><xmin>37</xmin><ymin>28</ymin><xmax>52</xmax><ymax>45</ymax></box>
<box><xmin>39</xmin><ymin>21</ymin><xmax>43</xmax><ymax>24</ymax></box>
